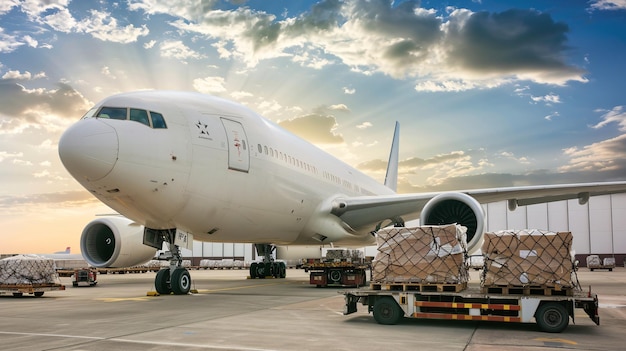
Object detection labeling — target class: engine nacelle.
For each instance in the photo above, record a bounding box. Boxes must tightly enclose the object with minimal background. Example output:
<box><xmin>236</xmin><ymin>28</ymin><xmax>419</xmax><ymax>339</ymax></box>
<box><xmin>80</xmin><ymin>216</ymin><xmax>157</xmax><ymax>268</ymax></box>
<box><xmin>420</xmin><ymin>192</ymin><xmax>485</xmax><ymax>254</ymax></box>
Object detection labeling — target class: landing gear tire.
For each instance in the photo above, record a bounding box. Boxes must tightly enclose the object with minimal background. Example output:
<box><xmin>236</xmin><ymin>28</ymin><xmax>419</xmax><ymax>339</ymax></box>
<box><xmin>155</xmin><ymin>268</ymin><xmax>171</xmax><ymax>295</ymax></box>
<box><xmin>279</xmin><ymin>262</ymin><xmax>286</xmax><ymax>278</ymax></box>
<box><xmin>250</xmin><ymin>262</ymin><xmax>258</xmax><ymax>279</ymax></box>
<box><xmin>256</xmin><ymin>263</ymin><xmax>267</xmax><ymax>278</ymax></box>
<box><xmin>171</xmin><ymin>268</ymin><xmax>191</xmax><ymax>295</ymax></box>
<box><xmin>536</xmin><ymin>302</ymin><xmax>569</xmax><ymax>333</ymax></box>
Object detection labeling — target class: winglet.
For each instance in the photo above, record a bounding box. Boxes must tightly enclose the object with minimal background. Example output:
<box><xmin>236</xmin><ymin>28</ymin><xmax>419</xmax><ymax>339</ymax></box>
<box><xmin>384</xmin><ymin>121</ymin><xmax>400</xmax><ymax>192</ymax></box>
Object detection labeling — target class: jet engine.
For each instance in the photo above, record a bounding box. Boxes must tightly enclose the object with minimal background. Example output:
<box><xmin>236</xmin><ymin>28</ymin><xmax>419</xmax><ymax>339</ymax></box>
<box><xmin>80</xmin><ymin>216</ymin><xmax>157</xmax><ymax>268</ymax></box>
<box><xmin>420</xmin><ymin>192</ymin><xmax>485</xmax><ymax>254</ymax></box>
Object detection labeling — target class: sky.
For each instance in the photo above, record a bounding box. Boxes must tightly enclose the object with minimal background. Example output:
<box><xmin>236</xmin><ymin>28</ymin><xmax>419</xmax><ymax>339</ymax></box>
<box><xmin>1</xmin><ymin>0</ymin><xmax>626</xmax><ymax>254</ymax></box>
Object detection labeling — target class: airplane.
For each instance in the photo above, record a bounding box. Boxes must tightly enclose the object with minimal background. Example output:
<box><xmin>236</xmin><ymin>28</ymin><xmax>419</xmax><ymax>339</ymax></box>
<box><xmin>58</xmin><ymin>90</ymin><xmax>626</xmax><ymax>295</ymax></box>
<box><xmin>53</xmin><ymin>247</ymin><xmax>71</xmax><ymax>254</ymax></box>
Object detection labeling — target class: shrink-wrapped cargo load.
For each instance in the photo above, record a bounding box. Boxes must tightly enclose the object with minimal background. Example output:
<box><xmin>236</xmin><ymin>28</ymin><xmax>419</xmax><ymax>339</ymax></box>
<box><xmin>0</xmin><ymin>254</ymin><xmax>61</xmax><ymax>285</ymax></box>
<box><xmin>372</xmin><ymin>225</ymin><xmax>468</xmax><ymax>284</ymax></box>
<box><xmin>481</xmin><ymin>230</ymin><xmax>573</xmax><ymax>287</ymax></box>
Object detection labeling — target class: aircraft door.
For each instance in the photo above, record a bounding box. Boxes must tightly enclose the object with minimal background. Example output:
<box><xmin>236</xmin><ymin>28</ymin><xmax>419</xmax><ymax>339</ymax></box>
<box><xmin>220</xmin><ymin>118</ymin><xmax>250</xmax><ymax>172</ymax></box>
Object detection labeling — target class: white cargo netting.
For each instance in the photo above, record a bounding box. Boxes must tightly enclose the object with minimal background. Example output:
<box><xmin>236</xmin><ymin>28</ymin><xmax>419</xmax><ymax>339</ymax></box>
<box><xmin>0</xmin><ymin>254</ymin><xmax>61</xmax><ymax>285</ymax></box>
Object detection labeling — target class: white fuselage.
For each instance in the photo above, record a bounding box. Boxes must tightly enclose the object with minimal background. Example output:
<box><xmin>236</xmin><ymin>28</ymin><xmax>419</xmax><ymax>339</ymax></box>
<box><xmin>59</xmin><ymin>91</ymin><xmax>394</xmax><ymax>246</ymax></box>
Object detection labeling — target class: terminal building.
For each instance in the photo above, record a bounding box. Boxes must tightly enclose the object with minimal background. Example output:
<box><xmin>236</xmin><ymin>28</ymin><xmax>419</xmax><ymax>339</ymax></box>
<box><xmin>181</xmin><ymin>194</ymin><xmax>626</xmax><ymax>267</ymax></box>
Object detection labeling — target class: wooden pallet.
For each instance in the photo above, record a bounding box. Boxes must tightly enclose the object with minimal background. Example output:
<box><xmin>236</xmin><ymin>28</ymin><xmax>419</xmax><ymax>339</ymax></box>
<box><xmin>481</xmin><ymin>284</ymin><xmax>573</xmax><ymax>296</ymax></box>
<box><xmin>371</xmin><ymin>282</ymin><xmax>467</xmax><ymax>293</ymax></box>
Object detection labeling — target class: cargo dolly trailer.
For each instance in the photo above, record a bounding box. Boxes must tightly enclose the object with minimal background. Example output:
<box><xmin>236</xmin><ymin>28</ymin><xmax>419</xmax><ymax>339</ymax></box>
<box><xmin>343</xmin><ymin>284</ymin><xmax>600</xmax><ymax>333</ymax></box>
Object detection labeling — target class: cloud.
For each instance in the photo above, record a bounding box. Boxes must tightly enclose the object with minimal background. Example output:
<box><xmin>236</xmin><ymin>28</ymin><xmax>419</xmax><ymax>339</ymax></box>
<box><xmin>356</xmin><ymin>122</ymin><xmax>372</xmax><ymax>129</ymax></box>
<box><xmin>328</xmin><ymin>103</ymin><xmax>349</xmax><ymax>112</ymax></box>
<box><xmin>0</xmin><ymin>191</ymin><xmax>100</xmax><ymax>209</ymax></box>
<box><xmin>591</xmin><ymin>105</ymin><xmax>626</xmax><ymax>131</ymax></box>
<box><xmin>531</xmin><ymin>93</ymin><xmax>561</xmax><ymax>104</ymax></box>
<box><xmin>278</xmin><ymin>114</ymin><xmax>343</xmax><ymax>144</ymax></box>
<box><xmin>159</xmin><ymin>40</ymin><xmax>206</xmax><ymax>62</ymax></box>
<box><xmin>193</xmin><ymin>76</ymin><xmax>227</xmax><ymax>94</ymax></box>
<box><xmin>588</xmin><ymin>0</ymin><xmax>626</xmax><ymax>11</ymax></box>
<box><xmin>0</xmin><ymin>0</ymin><xmax>19</xmax><ymax>16</ymax></box>
<box><xmin>560</xmin><ymin>134</ymin><xmax>626</xmax><ymax>172</ymax></box>
<box><xmin>1</xmin><ymin>70</ymin><xmax>46</xmax><ymax>80</ymax></box>
<box><xmin>343</xmin><ymin>87</ymin><xmax>356</xmax><ymax>94</ymax></box>
<box><xmin>0</xmin><ymin>27</ymin><xmax>23</xmax><ymax>53</ymax></box>
<box><xmin>128</xmin><ymin>0</ymin><xmax>585</xmax><ymax>89</ymax></box>
<box><xmin>0</xmin><ymin>82</ymin><xmax>92</xmax><ymax>134</ymax></box>
<box><xmin>0</xmin><ymin>151</ymin><xmax>23</xmax><ymax>162</ymax></box>
<box><xmin>77</xmin><ymin>10</ymin><xmax>149</xmax><ymax>43</ymax></box>
<box><xmin>444</xmin><ymin>9</ymin><xmax>586</xmax><ymax>86</ymax></box>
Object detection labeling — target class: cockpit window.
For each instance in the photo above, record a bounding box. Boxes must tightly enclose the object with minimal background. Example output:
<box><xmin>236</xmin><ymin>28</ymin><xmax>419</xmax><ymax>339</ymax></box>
<box><xmin>130</xmin><ymin>109</ymin><xmax>150</xmax><ymax>126</ymax></box>
<box><xmin>81</xmin><ymin>107</ymin><xmax>98</xmax><ymax>119</ymax></box>
<box><xmin>92</xmin><ymin>106</ymin><xmax>168</xmax><ymax>129</ymax></box>
<box><xmin>150</xmin><ymin>111</ymin><xmax>167</xmax><ymax>129</ymax></box>
<box><xmin>97</xmin><ymin>107</ymin><xmax>127</xmax><ymax>120</ymax></box>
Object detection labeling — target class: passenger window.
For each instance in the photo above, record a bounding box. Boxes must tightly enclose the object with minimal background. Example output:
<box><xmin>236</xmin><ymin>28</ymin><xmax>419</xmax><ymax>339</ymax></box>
<box><xmin>264</xmin><ymin>146</ymin><xmax>268</xmax><ymax>155</ymax></box>
<box><xmin>258</xmin><ymin>144</ymin><xmax>263</xmax><ymax>153</ymax></box>
<box><xmin>97</xmin><ymin>107</ymin><xmax>127</xmax><ymax>120</ymax></box>
<box><xmin>150</xmin><ymin>112</ymin><xmax>167</xmax><ymax>129</ymax></box>
<box><xmin>130</xmin><ymin>109</ymin><xmax>150</xmax><ymax>126</ymax></box>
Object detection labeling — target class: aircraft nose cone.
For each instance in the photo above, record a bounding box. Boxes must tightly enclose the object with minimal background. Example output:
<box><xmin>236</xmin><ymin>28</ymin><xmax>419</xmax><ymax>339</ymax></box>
<box><xmin>58</xmin><ymin>119</ymin><xmax>118</xmax><ymax>181</ymax></box>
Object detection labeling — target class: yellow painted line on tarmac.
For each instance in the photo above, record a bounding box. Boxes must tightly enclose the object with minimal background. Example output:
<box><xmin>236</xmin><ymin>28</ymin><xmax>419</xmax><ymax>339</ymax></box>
<box><xmin>96</xmin><ymin>281</ymin><xmax>295</xmax><ymax>301</ymax></box>
<box><xmin>534</xmin><ymin>337</ymin><xmax>578</xmax><ymax>345</ymax></box>
<box><xmin>195</xmin><ymin>280</ymin><xmax>294</xmax><ymax>294</ymax></box>
<box><xmin>97</xmin><ymin>296</ymin><xmax>153</xmax><ymax>302</ymax></box>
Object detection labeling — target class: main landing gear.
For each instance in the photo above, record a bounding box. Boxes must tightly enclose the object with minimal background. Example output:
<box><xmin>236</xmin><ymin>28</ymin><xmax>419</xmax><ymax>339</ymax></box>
<box><xmin>249</xmin><ymin>244</ymin><xmax>286</xmax><ymax>279</ymax></box>
<box><xmin>153</xmin><ymin>238</ymin><xmax>191</xmax><ymax>295</ymax></box>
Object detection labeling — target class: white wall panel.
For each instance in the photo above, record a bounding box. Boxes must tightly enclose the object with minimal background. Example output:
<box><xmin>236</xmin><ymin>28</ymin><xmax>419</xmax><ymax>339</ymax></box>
<box><xmin>527</xmin><ymin>203</ymin><xmax>548</xmax><ymax>230</ymax></box>
<box><xmin>244</xmin><ymin>244</ymin><xmax>254</xmax><ymax>261</ymax></box>
<box><xmin>507</xmin><ymin>206</ymin><xmax>527</xmax><ymax>230</ymax></box>
<box><xmin>486</xmin><ymin>202</ymin><xmax>507</xmax><ymax>232</ymax></box>
<box><xmin>611</xmin><ymin>194</ymin><xmax>626</xmax><ymax>253</ymax></box>
<box><xmin>589</xmin><ymin>196</ymin><xmax>613</xmax><ymax>253</ymax></box>
<box><xmin>547</xmin><ymin>201</ymin><xmax>569</xmax><ymax>232</ymax></box>
<box><xmin>223</xmin><ymin>243</ymin><xmax>234</xmax><ymax>257</ymax></box>
<box><xmin>211</xmin><ymin>243</ymin><xmax>223</xmax><ymax>257</ymax></box>
<box><xmin>234</xmin><ymin>243</ymin><xmax>245</xmax><ymax>257</ymax></box>
<box><xmin>193</xmin><ymin>241</ymin><xmax>203</xmax><ymax>256</ymax></box>
<box><xmin>568</xmin><ymin>199</ymin><xmax>590</xmax><ymax>254</ymax></box>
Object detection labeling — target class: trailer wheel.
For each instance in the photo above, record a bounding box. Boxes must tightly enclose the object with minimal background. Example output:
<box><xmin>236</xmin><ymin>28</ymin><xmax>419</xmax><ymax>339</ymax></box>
<box><xmin>536</xmin><ymin>302</ymin><xmax>569</xmax><ymax>333</ymax></box>
<box><xmin>373</xmin><ymin>297</ymin><xmax>403</xmax><ymax>325</ymax></box>
<box><xmin>34</xmin><ymin>292</ymin><xmax>44</xmax><ymax>297</ymax></box>
<box><xmin>12</xmin><ymin>293</ymin><xmax>23</xmax><ymax>298</ymax></box>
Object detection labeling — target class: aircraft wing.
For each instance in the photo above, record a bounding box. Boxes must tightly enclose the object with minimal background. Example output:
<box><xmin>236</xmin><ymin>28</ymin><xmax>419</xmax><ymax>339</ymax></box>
<box><xmin>330</xmin><ymin>181</ymin><xmax>626</xmax><ymax>230</ymax></box>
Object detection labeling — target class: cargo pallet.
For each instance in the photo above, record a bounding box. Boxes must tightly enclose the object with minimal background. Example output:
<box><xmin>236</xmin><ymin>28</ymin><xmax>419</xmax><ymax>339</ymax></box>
<box><xmin>0</xmin><ymin>283</ymin><xmax>65</xmax><ymax>297</ymax></box>
<box><xmin>343</xmin><ymin>283</ymin><xmax>599</xmax><ymax>333</ymax></box>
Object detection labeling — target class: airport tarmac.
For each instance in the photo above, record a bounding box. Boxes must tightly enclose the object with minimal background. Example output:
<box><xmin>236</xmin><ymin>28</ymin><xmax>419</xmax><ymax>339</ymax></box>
<box><xmin>1</xmin><ymin>268</ymin><xmax>625</xmax><ymax>351</ymax></box>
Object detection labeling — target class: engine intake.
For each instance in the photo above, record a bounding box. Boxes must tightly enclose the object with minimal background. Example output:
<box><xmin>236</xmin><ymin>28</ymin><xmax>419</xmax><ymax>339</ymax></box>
<box><xmin>80</xmin><ymin>216</ymin><xmax>157</xmax><ymax>268</ymax></box>
<box><xmin>420</xmin><ymin>192</ymin><xmax>485</xmax><ymax>253</ymax></box>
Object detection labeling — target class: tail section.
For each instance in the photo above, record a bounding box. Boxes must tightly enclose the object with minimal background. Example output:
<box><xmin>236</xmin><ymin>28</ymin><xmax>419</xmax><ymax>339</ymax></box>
<box><xmin>384</xmin><ymin>121</ymin><xmax>400</xmax><ymax>192</ymax></box>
